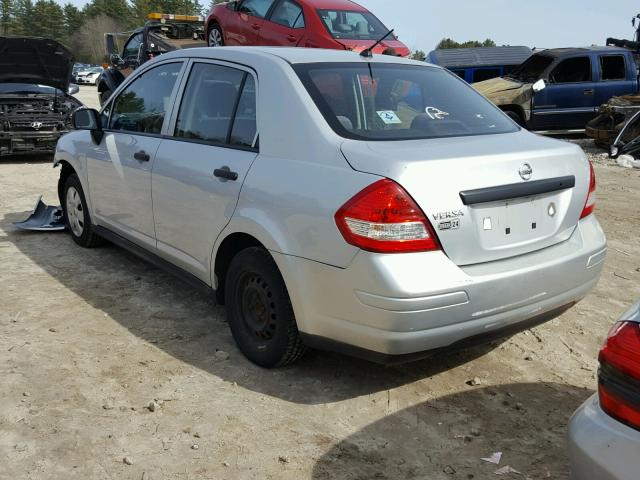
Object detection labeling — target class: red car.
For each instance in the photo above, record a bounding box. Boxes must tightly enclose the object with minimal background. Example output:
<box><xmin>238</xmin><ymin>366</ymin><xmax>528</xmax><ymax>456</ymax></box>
<box><xmin>205</xmin><ymin>0</ymin><xmax>410</xmax><ymax>56</ymax></box>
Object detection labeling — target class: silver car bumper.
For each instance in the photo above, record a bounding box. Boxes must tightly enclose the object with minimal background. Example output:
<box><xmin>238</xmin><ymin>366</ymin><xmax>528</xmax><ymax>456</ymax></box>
<box><xmin>568</xmin><ymin>394</ymin><xmax>640</xmax><ymax>480</ymax></box>
<box><xmin>274</xmin><ymin>215</ymin><xmax>606</xmax><ymax>360</ymax></box>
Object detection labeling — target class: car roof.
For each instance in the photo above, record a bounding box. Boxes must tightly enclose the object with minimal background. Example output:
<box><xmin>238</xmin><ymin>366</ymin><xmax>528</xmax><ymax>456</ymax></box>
<box><xmin>158</xmin><ymin>46</ymin><xmax>432</xmax><ymax>67</ymax></box>
<box><xmin>537</xmin><ymin>46</ymin><xmax>630</xmax><ymax>57</ymax></box>
<box><xmin>298</xmin><ymin>0</ymin><xmax>368</xmax><ymax>11</ymax></box>
<box><xmin>427</xmin><ymin>46</ymin><xmax>532</xmax><ymax>68</ymax></box>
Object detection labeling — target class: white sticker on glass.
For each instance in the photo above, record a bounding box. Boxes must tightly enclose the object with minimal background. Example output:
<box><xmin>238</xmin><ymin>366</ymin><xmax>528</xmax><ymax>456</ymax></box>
<box><xmin>377</xmin><ymin>111</ymin><xmax>402</xmax><ymax>124</ymax></box>
<box><xmin>425</xmin><ymin>106</ymin><xmax>450</xmax><ymax>120</ymax></box>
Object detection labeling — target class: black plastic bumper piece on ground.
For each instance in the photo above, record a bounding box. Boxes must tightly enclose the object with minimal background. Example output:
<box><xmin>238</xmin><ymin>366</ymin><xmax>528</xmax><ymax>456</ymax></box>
<box><xmin>300</xmin><ymin>302</ymin><xmax>576</xmax><ymax>365</ymax></box>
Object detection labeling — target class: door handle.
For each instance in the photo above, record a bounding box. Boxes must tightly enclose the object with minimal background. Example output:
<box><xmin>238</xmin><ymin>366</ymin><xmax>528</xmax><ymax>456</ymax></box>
<box><xmin>251</xmin><ymin>23</ymin><xmax>261</xmax><ymax>30</ymax></box>
<box><xmin>214</xmin><ymin>166</ymin><xmax>238</xmax><ymax>181</ymax></box>
<box><xmin>287</xmin><ymin>34</ymin><xmax>297</xmax><ymax>43</ymax></box>
<box><xmin>134</xmin><ymin>150</ymin><xmax>150</xmax><ymax>162</ymax></box>
<box><xmin>583</xmin><ymin>88</ymin><xmax>594</xmax><ymax>95</ymax></box>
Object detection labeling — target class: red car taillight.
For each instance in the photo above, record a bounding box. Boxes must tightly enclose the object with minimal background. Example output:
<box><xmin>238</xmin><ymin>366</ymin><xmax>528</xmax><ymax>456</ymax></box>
<box><xmin>580</xmin><ymin>162</ymin><xmax>596</xmax><ymax>219</ymax></box>
<box><xmin>598</xmin><ymin>321</ymin><xmax>640</xmax><ymax>431</ymax></box>
<box><xmin>335</xmin><ymin>179</ymin><xmax>440</xmax><ymax>253</ymax></box>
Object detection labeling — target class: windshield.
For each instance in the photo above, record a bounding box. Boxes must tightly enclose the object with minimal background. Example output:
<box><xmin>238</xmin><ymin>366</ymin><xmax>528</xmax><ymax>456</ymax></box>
<box><xmin>507</xmin><ymin>54</ymin><xmax>554</xmax><ymax>82</ymax></box>
<box><xmin>295</xmin><ymin>63</ymin><xmax>518</xmax><ymax>141</ymax></box>
<box><xmin>0</xmin><ymin>83</ymin><xmax>59</xmax><ymax>95</ymax></box>
<box><xmin>317</xmin><ymin>9</ymin><xmax>393</xmax><ymax>40</ymax></box>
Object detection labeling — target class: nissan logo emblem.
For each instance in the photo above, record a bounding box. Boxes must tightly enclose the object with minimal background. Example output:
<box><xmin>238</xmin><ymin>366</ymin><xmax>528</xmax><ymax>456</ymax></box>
<box><xmin>519</xmin><ymin>163</ymin><xmax>533</xmax><ymax>181</ymax></box>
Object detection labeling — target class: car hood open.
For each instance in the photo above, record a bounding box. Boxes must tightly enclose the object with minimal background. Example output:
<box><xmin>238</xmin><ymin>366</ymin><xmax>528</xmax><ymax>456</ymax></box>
<box><xmin>0</xmin><ymin>36</ymin><xmax>74</xmax><ymax>92</ymax></box>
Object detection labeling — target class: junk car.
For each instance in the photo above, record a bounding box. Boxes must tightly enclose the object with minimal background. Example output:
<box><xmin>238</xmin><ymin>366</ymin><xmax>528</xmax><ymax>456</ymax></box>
<box><xmin>0</xmin><ymin>37</ymin><xmax>82</xmax><ymax>157</ymax></box>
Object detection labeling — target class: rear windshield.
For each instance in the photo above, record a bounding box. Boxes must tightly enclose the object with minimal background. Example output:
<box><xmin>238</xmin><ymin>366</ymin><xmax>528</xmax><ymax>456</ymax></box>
<box><xmin>317</xmin><ymin>9</ymin><xmax>393</xmax><ymax>40</ymax></box>
<box><xmin>294</xmin><ymin>63</ymin><xmax>519</xmax><ymax>141</ymax></box>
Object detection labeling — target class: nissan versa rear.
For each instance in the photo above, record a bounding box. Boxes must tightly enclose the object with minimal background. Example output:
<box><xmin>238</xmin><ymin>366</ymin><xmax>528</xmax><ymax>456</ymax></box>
<box><xmin>57</xmin><ymin>48</ymin><xmax>607</xmax><ymax>368</ymax></box>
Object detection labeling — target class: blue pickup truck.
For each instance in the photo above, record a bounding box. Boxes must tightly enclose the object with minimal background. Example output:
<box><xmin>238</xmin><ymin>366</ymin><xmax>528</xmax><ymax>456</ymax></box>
<box><xmin>473</xmin><ymin>47</ymin><xmax>638</xmax><ymax>131</ymax></box>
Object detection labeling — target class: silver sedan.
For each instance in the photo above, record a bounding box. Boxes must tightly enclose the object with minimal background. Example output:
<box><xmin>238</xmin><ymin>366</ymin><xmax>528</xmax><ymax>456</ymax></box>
<box><xmin>55</xmin><ymin>47</ymin><xmax>606</xmax><ymax>367</ymax></box>
<box><xmin>568</xmin><ymin>302</ymin><xmax>640</xmax><ymax>480</ymax></box>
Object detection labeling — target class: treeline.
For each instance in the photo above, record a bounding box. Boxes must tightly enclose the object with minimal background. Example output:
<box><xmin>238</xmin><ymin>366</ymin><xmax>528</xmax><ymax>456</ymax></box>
<box><xmin>0</xmin><ymin>0</ymin><xmax>217</xmax><ymax>63</ymax></box>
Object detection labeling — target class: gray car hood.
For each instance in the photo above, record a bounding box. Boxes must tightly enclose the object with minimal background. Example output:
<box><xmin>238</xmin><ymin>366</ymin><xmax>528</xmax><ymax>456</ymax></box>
<box><xmin>0</xmin><ymin>37</ymin><xmax>74</xmax><ymax>91</ymax></box>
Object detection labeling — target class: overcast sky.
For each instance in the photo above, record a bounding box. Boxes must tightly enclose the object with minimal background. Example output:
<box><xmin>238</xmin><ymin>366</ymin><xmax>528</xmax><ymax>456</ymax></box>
<box><xmin>61</xmin><ymin>0</ymin><xmax>640</xmax><ymax>52</ymax></box>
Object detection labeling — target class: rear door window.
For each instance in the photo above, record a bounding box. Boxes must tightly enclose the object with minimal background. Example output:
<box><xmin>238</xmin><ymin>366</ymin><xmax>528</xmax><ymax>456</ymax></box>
<box><xmin>239</xmin><ymin>0</ymin><xmax>276</xmax><ymax>18</ymax></box>
<box><xmin>174</xmin><ymin>63</ymin><xmax>257</xmax><ymax>149</ymax></box>
<box><xmin>109</xmin><ymin>62</ymin><xmax>183</xmax><ymax>134</ymax></box>
<box><xmin>295</xmin><ymin>62</ymin><xmax>518</xmax><ymax>141</ymax></box>
<box><xmin>600</xmin><ymin>55</ymin><xmax>626</xmax><ymax>81</ymax></box>
<box><xmin>549</xmin><ymin>57</ymin><xmax>592</xmax><ymax>83</ymax></box>
<box><xmin>269</xmin><ymin>0</ymin><xmax>304</xmax><ymax>28</ymax></box>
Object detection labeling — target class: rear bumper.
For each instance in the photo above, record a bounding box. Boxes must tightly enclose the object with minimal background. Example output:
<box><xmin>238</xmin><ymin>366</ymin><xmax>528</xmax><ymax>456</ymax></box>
<box><xmin>0</xmin><ymin>130</ymin><xmax>63</xmax><ymax>155</ymax></box>
<box><xmin>273</xmin><ymin>215</ymin><xmax>606</xmax><ymax>359</ymax></box>
<box><xmin>568</xmin><ymin>395</ymin><xmax>640</xmax><ymax>480</ymax></box>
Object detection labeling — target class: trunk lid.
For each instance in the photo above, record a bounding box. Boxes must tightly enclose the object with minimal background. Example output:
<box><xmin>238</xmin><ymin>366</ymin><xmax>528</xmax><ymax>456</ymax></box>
<box><xmin>0</xmin><ymin>36</ymin><xmax>74</xmax><ymax>92</ymax></box>
<box><xmin>341</xmin><ymin>131</ymin><xmax>590</xmax><ymax>265</ymax></box>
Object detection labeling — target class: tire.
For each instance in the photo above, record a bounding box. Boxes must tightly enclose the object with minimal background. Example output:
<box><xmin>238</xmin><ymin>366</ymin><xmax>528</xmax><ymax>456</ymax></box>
<box><xmin>208</xmin><ymin>24</ymin><xmax>224</xmax><ymax>47</ymax></box>
<box><xmin>100</xmin><ymin>89</ymin><xmax>112</xmax><ymax>106</ymax></box>
<box><xmin>505</xmin><ymin>110</ymin><xmax>524</xmax><ymax>126</ymax></box>
<box><xmin>63</xmin><ymin>174</ymin><xmax>104</xmax><ymax>248</ymax></box>
<box><xmin>225</xmin><ymin>247</ymin><xmax>307</xmax><ymax>368</ymax></box>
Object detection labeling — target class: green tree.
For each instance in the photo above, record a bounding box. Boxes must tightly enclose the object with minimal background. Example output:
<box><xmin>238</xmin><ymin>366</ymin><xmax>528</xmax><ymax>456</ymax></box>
<box><xmin>411</xmin><ymin>49</ymin><xmax>426</xmax><ymax>61</ymax></box>
<box><xmin>31</xmin><ymin>0</ymin><xmax>65</xmax><ymax>41</ymax></box>
<box><xmin>63</xmin><ymin>3</ymin><xmax>84</xmax><ymax>38</ymax></box>
<box><xmin>436</xmin><ymin>38</ymin><xmax>497</xmax><ymax>50</ymax></box>
<box><xmin>1</xmin><ymin>0</ymin><xmax>14</xmax><ymax>35</ymax></box>
<box><xmin>12</xmin><ymin>0</ymin><xmax>33</xmax><ymax>36</ymax></box>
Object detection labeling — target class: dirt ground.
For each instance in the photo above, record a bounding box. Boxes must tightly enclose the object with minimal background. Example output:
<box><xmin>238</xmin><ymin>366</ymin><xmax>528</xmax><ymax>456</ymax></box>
<box><xmin>1</xmin><ymin>88</ymin><xmax>639</xmax><ymax>479</ymax></box>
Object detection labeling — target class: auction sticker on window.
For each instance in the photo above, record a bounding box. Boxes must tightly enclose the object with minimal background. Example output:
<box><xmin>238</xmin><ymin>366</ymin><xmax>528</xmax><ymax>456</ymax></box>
<box><xmin>377</xmin><ymin>111</ymin><xmax>402</xmax><ymax>124</ymax></box>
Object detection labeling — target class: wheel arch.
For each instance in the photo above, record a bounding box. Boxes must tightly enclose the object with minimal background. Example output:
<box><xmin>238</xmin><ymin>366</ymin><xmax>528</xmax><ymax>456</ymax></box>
<box><xmin>499</xmin><ymin>105</ymin><xmax>526</xmax><ymax>125</ymax></box>
<box><xmin>212</xmin><ymin>232</ymin><xmax>266</xmax><ymax>305</ymax></box>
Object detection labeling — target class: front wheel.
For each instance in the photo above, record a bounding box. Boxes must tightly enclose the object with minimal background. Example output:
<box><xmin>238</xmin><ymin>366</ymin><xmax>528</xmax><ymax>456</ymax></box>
<box><xmin>63</xmin><ymin>174</ymin><xmax>104</xmax><ymax>248</ymax></box>
<box><xmin>99</xmin><ymin>89</ymin><xmax>112</xmax><ymax>106</ymax></box>
<box><xmin>505</xmin><ymin>110</ymin><xmax>524</xmax><ymax>127</ymax></box>
<box><xmin>208</xmin><ymin>24</ymin><xmax>224</xmax><ymax>47</ymax></box>
<box><xmin>225</xmin><ymin>247</ymin><xmax>307</xmax><ymax>368</ymax></box>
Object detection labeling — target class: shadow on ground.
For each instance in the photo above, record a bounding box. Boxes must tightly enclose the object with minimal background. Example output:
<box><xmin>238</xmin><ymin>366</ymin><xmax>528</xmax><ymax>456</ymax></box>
<box><xmin>312</xmin><ymin>382</ymin><xmax>592</xmax><ymax>480</ymax></box>
<box><xmin>3</xmin><ymin>211</ymin><xmax>511</xmax><ymax>405</ymax></box>
<box><xmin>0</xmin><ymin>154</ymin><xmax>54</xmax><ymax>165</ymax></box>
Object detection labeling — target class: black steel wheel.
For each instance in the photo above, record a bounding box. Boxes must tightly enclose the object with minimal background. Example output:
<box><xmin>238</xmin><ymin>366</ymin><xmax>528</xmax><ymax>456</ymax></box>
<box><xmin>225</xmin><ymin>247</ymin><xmax>306</xmax><ymax>368</ymax></box>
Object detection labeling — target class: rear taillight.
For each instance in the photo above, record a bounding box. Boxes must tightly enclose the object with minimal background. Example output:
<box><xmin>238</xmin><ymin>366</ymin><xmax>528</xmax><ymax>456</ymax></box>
<box><xmin>580</xmin><ymin>162</ymin><xmax>596</xmax><ymax>219</ymax></box>
<box><xmin>335</xmin><ymin>179</ymin><xmax>440</xmax><ymax>253</ymax></box>
<box><xmin>598</xmin><ymin>321</ymin><xmax>640</xmax><ymax>431</ymax></box>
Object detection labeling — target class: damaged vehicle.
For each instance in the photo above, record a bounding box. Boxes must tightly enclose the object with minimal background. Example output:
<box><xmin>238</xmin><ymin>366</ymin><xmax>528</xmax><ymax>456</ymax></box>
<box><xmin>0</xmin><ymin>37</ymin><xmax>82</xmax><ymax>157</ymax></box>
<box><xmin>586</xmin><ymin>94</ymin><xmax>640</xmax><ymax>147</ymax></box>
<box><xmin>607</xmin><ymin>109</ymin><xmax>640</xmax><ymax>159</ymax></box>
<box><xmin>474</xmin><ymin>47</ymin><xmax>638</xmax><ymax>132</ymax></box>
<box><xmin>98</xmin><ymin>13</ymin><xmax>206</xmax><ymax>105</ymax></box>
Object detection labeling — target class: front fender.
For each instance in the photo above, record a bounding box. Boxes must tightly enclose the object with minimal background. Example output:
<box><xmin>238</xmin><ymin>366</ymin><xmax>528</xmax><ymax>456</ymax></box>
<box><xmin>54</xmin><ymin>131</ymin><xmax>94</xmax><ymax>215</ymax></box>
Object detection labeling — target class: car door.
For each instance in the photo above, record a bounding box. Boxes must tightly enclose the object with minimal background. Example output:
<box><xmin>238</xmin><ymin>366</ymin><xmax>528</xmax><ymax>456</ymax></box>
<box><xmin>152</xmin><ymin>61</ymin><xmax>259</xmax><ymax>282</ymax></box>
<box><xmin>531</xmin><ymin>55</ymin><xmax>596</xmax><ymax>130</ymax></box>
<box><xmin>225</xmin><ymin>0</ymin><xmax>277</xmax><ymax>45</ymax></box>
<box><xmin>596</xmin><ymin>54</ymin><xmax>636</xmax><ymax>106</ymax></box>
<box><xmin>258</xmin><ymin>0</ymin><xmax>306</xmax><ymax>46</ymax></box>
<box><xmin>87</xmin><ymin>61</ymin><xmax>185</xmax><ymax>250</ymax></box>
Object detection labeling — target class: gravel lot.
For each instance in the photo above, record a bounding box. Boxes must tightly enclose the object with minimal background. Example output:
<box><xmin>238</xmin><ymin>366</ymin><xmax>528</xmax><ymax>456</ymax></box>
<box><xmin>1</xmin><ymin>86</ymin><xmax>639</xmax><ymax>479</ymax></box>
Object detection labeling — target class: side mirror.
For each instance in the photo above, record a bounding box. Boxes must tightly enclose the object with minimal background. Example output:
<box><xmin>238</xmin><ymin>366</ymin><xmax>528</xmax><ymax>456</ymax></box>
<box><xmin>110</xmin><ymin>53</ymin><xmax>125</xmax><ymax>68</ymax></box>
<box><xmin>68</xmin><ymin>84</ymin><xmax>79</xmax><ymax>95</ymax></box>
<box><xmin>532</xmin><ymin>79</ymin><xmax>546</xmax><ymax>93</ymax></box>
<box><xmin>105</xmin><ymin>33</ymin><xmax>118</xmax><ymax>56</ymax></box>
<box><xmin>73</xmin><ymin>108</ymin><xmax>104</xmax><ymax>144</ymax></box>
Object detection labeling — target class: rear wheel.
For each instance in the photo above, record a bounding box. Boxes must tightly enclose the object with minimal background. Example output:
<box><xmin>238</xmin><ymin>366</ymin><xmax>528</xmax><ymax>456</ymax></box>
<box><xmin>225</xmin><ymin>247</ymin><xmax>307</xmax><ymax>368</ymax></box>
<box><xmin>63</xmin><ymin>174</ymin><xmax>104</xmax><ymax>248</ymax></box>
<box><xmin>208</xmin><ymin>24</ymin><xmax>224</xmax><ymax>47</ymax></box>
